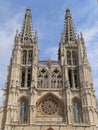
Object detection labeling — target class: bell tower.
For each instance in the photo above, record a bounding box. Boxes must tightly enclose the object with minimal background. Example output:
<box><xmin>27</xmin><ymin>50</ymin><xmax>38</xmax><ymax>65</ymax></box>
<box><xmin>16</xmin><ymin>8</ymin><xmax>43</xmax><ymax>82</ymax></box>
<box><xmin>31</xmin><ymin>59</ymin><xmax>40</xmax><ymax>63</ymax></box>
<box><xmin>1</xmin><ymin>8</ymin><xmax>38</xmax><ymax>130</ymax></box>
<box><xmin>58</xmin><ymin>8</ymin><xmax>98</xmax><ymax>126</ymax></box>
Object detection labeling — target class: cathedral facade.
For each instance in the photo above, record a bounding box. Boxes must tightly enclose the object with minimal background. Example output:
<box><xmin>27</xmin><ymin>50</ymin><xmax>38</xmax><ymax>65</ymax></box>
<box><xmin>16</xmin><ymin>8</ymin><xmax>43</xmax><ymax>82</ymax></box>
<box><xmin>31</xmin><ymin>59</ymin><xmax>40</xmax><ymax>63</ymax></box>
<box><xmin>0</xmin><ymin>8</ymin><xmax>98</xmax><ymax>130</ymax></box>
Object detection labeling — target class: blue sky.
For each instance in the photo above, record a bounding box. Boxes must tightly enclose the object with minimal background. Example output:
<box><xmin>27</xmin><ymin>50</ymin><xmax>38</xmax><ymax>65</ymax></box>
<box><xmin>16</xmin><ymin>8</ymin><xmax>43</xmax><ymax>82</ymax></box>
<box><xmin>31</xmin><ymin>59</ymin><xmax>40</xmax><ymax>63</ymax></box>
<box><xmin>0</xmin><ymin>0</ymin><xmax>98</xmax><ymax>104</ymax></box>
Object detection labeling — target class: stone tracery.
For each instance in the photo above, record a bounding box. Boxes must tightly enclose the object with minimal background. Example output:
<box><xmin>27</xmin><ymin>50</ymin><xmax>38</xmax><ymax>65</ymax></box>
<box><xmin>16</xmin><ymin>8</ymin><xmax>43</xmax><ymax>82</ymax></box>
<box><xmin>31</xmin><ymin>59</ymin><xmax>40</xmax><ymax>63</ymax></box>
<box><xmin>38</xmin><ymin>68</ymin><xmax>62</xmax><ymax>89</ymax></box>
<box><xmin>38</xmin><ymin>69</ymin><xmax>49</xmax><ymax>88</ymax></box>
<box><xmin>41</xmin><ymin>98</ymin><xmax>59</xmax><ymax>115</ymax></box>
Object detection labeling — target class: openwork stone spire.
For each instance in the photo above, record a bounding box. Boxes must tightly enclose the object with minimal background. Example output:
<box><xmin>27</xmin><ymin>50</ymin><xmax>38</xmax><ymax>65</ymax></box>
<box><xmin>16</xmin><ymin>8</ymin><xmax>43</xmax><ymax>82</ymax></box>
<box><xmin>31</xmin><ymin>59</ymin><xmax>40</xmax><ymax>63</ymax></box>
<box><xmin>21</xmin><ymin>8</ymin><xmax>34</xmax><ymax>43</ymax></box>
<box><xmin>64</xmin><ymin>8</ymin><xmax>76</xmax><ymax>43</ymax></box>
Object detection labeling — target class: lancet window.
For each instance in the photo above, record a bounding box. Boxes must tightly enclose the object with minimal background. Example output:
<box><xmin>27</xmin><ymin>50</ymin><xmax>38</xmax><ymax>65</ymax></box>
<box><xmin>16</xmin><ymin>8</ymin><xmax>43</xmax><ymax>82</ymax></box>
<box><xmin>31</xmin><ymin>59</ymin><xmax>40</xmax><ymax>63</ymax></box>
<box><xmin>20</xmin><ymin>98</ymin><xmax>28</xmax><ymax>123</ymax></box>
<box><xmin>72</xmin><ymin>51</ymin><xmax>77</xmax><ymax>66</ymax></box>
<box><xmin>68</xmin><ymin>69</ymin><xmax>78</xmax><ymax>88</ymax></box>
<box><xmin>68</xmin><ymin>69</ymin><xmax>72</xmax><ymax>88</ymax></box>
<box><xmin>22</xmin><ymin>50</ymin><xmax>27</xmax><ymax>65</ymax></box>
<box><xmin>67</xmin><ymin>51</ymin><xmax>71</xmax><ymax>65</ymax></box>
<box><xmin>67</xmin><ymin>50</ymin><xmax>77</xmax><ymax>66</ymax></box>
<box><xmin>27</xmin><ymin>68</ymin><xmax>32</xmax><ymax>87</ymax></box>
<box><xmin>51</xmin><ymin>69</ymin><xmax>62</xmax><ymax>88</ymax></box>
<box><xmin>28</xmin><ymin>51</ymin><xmax>32</xmax><ymax>65</ymax></box>
<box><xmin>21</xmin><ymin>69</ymin><xmax>25</xmax><ymax>87</ymax></box>
<box><xmin>38</xmin><ymin>69</ymin><xmax>48</xmax><ymax>88</ymax></box>
<box><xmin>74</xmin><ymin>70</ymin><xmax>78</xmax><ymax>88</ymax></box>
<box><xmin>21</xmin><ymin>68</ymin><xmax>32</xmax><ymax>87</ymax></box>
<box><xmin>73</xmin><ymin>99</ymin><xmax>82</xmax><ymax>124</ymax></box>
<box><xmin>22</xmin><ymin>50</ymin><xmax>33</xmax><ymax>65</ymax></box>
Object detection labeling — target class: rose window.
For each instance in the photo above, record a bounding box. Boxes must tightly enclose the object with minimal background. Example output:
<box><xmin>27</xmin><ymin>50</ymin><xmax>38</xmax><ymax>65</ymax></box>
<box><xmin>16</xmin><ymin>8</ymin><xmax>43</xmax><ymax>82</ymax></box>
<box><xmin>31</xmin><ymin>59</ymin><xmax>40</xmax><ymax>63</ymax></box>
<box><xmin>41</xmin><ymin>99</ymin><xmax>59</xmax><ymax>115</ymax></box>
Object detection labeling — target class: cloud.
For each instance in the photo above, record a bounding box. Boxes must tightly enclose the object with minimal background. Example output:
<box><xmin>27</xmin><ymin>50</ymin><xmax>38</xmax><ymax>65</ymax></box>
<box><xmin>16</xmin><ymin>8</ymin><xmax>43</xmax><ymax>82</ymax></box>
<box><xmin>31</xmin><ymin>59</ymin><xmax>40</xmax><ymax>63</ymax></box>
<box><xmin>0</xmin><ymin>12</ymin><xmax>23</xmax><ymax>57</ymax></box>
<box><xmin>79</xmin><ymin>22</ymin><xmax>98</xmax><ymax>45</ymax></box>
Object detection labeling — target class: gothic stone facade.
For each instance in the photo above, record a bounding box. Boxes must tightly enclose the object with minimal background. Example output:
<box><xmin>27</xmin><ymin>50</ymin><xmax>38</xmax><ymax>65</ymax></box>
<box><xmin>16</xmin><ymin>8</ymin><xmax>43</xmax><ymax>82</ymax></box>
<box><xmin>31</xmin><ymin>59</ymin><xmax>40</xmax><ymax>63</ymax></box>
<box><xmin>0</xmin><ymin>8</ymin><xmax>98</xmax><ymax>130</ymax></box>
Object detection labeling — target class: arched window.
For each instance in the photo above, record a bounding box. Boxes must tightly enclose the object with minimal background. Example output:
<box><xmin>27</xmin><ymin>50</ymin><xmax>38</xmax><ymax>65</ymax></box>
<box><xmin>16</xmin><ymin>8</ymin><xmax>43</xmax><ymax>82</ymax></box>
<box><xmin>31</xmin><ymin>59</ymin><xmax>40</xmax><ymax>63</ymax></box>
<box><xmin>51</xmin><ymin>69</ymin><xmax>62</xmax><ymax>88</ymax></box>
<box><xmin>73</xmin><ymin>99</ymin><xmax>82</xmax><ymax>123</ymax></box>
<box><xmin>68</xmin><ymin>69</ymin><xmax>72</xmax><ymax>87</ymax></box>
<box><xmin>57</xmin><ymin>74</ymin><xmax>62</xmax><ymax>88</ymax></box>
<box><xmin>67</xmin><ymin>51</ymin><xmax>71</xmax><ymax>65</ymax></box>
<box><xmin>21</xmin><ymin>69</ymin><xmax>25</xmax><ymax>87</ymax></box>
<box><xmin>38</xmin><ymin>69</ymin><xmax>48</xmax><ymax>88</ymax></box>
<box><xmin>72</xmin><ymin>51</ymin><xmax>77</xmax><ymax>66</ymax></box>
<box><xmin>74</xmin><ymin>70</ymin><xmax>78</xmax><ymax>88</ymax></box>
<box><xmin>22</xmin><ymin>50</ymin><xmax>27</xmax><ymax>65</ymax></box>
<box><xmin>20</xmin><ymin>98</ymin><xmax>28</xmax><ymax>123</ymax></box>
<box><xmin>27</xmin><ymin>68</ymin><xmax>32</xmax><ymax>87</ymax></box>
<box><xmin>21</xmin><ymin>68</ymin><xmax>32</xmax><ymax>87</ymax></box>
<box><xmin>28</xmin><ymin>51</ymin><xmax>32</xmax><ymax>65</ymax></box>
<box><xmin>51</xmin><ymin>74</ymin><xmax>56</xmax><ymax>88</ymax></box>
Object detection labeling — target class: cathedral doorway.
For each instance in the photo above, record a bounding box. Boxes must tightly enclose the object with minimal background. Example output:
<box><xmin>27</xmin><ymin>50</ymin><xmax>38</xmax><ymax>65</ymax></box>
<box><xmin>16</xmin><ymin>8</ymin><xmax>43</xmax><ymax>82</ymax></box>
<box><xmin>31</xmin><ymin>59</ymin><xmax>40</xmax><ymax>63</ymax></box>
<box><xmin>47</xmin><ymin>128</ymin><xmax>54</xmax><ymax>130</ymax></box>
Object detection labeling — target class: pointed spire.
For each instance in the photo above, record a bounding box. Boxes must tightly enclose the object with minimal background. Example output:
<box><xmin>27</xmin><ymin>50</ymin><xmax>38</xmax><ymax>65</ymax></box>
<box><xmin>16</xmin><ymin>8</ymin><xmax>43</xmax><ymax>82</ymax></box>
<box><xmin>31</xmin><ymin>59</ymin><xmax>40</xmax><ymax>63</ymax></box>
<box><xmin>21</xmin><ymin>8</ymin><xmax>34</xmax><ymax>43</ymax></box>
<box><xmin>64</xmin><ymin>8</ymin><xmax>76</xmax><ymax>43</ymax></box>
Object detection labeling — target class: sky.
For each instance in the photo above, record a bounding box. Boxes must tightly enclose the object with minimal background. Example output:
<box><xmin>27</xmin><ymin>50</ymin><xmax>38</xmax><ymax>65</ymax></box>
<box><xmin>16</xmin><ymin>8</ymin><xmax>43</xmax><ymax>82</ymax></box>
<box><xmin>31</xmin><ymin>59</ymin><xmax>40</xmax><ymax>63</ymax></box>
<box><xmin>0</xmin><ymin>0</ymin><xmax>98</xmax><ymax>105</ymax></box>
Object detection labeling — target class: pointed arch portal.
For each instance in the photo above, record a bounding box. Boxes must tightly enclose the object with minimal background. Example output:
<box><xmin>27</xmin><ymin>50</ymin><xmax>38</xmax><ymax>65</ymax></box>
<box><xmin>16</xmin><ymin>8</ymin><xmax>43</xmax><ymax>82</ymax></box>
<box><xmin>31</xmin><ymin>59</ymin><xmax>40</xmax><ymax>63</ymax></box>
<box><xmin>47</xmin><ymin>128</ymin><xmax>54</xmax><ymax>130</ymax></box>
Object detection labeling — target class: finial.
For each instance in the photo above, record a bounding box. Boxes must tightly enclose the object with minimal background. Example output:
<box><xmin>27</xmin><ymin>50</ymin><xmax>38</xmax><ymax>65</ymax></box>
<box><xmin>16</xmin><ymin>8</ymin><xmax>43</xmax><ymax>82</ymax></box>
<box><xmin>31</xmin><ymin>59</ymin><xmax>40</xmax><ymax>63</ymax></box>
<box><xmin>80</xmin><ymin>32</ymin><xmax>84</xmax><ymax>40</ymax></box>
<box><xmin>35</xmin><ymin>30</ymin><xmax>37</xmax><ymax>35</ymax></box>
<box><xmin>65</xmin><ymin>8</ymin><xmax>71</xmax><ymax>19</ymax></box>
<box><xmin>16</xmin><ymin>29</ymin><xmax>18</xmax><ymax>37</ymax></box>
<box><xmin>26</xmin><ymin>7</ymin><xmax>31</xmax><ymax>12</ymax></box>
<box><xmin>47</xmin><ymin>59</ymin><xmax>51</xmax><ymax>66</ymax></box>
<box><xmin>77</xmin><ymin>34</ymin><xmax>79</xmax><ymax>39</ymax></box>
<box><xmin>80</xmin><ymin>32</ymin><xmax>85</xmax><ymax>44</ymax></box>
<box><xmin>66</xmin><ymin>8</ymin><xmax>70</xmax><ymax>12</ymax></box>
<box><xmin>26</xmin><ymin>8</ymin><xmax>31</xmax><ymax>16</ymax></box>
<box><xmin>80</xmin><ymin>32</ymin><xmax>83</xmax><ymax>38</ymax></box>
<box><xmin>34</xmin><ymin>30</ymin><xmax>38</xmax><ymax>42</ymax></box>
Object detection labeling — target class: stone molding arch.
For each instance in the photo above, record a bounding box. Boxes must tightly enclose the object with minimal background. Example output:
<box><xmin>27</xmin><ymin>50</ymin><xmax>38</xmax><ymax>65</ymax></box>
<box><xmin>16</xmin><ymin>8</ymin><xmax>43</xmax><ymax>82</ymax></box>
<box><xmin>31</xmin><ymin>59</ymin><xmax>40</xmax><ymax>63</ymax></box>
<box><xmin>36</xmin><ymin>93</ymin><xmax>63</xmax><ymax>107</ymax></box>
<box><xmin>36</xmin><ymin>93</ymin><xmax>64</xmax><ymax>116</ymax></box>
<box><xmin>72</xmin><ymin>96</ymin><xmax>81</xmax><ymax>103</ymax></box>
<box><xmin>47</xmin><ymin>128</ymin><xmax>54</xmax><ymax>130</ymax></box>
<box><xmin>17</xmin><ymin>95</ymin><xmax>29</xmax><ymax>103</ymax></box>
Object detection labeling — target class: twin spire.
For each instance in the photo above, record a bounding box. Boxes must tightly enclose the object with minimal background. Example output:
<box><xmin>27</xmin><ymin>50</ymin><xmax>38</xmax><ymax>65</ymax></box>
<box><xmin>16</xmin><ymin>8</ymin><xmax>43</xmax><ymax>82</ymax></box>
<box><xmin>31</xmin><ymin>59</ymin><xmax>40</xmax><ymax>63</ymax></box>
<box><xmin>20</xmin><ymin>8</ymin><xmax>76</xmax><ymax>44</ymax></box>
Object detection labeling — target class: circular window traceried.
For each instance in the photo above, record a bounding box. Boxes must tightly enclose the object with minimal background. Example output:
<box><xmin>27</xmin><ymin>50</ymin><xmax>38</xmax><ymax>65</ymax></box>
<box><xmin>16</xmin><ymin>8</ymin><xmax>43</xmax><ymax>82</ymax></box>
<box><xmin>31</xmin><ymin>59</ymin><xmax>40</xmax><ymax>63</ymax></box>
<box><xmin>41</xmin><ymin>98</ymin><xmax>59</xmax><ymax>115</ymax></box>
